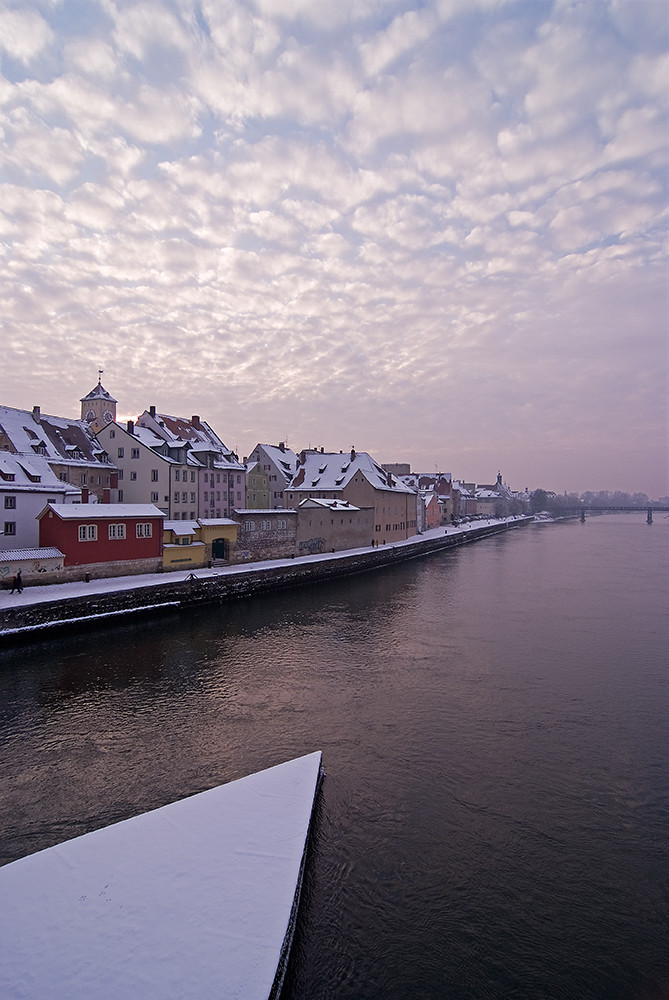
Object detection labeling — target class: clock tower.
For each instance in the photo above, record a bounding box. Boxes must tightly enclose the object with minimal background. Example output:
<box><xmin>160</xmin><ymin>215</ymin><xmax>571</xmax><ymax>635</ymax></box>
<box><xmin>80</xmin><ymin>373</ymin><xmax>118</xmax><ymax>433</ymax></box>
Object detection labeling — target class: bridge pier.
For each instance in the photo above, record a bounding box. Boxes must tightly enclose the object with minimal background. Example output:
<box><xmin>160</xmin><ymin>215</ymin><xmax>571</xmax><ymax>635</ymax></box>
<box><xmin>647</xmin><ymin>508</ymin><xmax>653</xmax><ymax>524</ymax></box>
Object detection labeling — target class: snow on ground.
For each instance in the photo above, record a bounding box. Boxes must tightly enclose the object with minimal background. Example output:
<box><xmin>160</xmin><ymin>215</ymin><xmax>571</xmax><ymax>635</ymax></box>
<box><xmin>0</xmin><ymin>751</ymin><xmax>323</xmax><ymax>1000</ymax></box>
<box><xmin>0</xmin><ymin>520</ymin><xmax>523</xmax><ymax>609</ymax></box>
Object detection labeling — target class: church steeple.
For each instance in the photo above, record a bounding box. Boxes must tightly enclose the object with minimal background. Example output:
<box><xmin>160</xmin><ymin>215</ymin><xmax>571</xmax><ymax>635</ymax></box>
<box><xmin>81</xmin><ymin>372</ymin><xmax>117</xmax><ymax>432</ymax></box>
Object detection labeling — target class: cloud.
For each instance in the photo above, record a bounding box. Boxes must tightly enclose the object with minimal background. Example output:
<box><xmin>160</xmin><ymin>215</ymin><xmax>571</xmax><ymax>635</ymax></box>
<box><xmin>0</xmin><ymin>0</ymin><xmax>666</xmax><ymax>495</ymax></box>
<box><xmin>0</xmin><ymin>8</ymin><xmax>53</xmax><ymax>65</ymax></box>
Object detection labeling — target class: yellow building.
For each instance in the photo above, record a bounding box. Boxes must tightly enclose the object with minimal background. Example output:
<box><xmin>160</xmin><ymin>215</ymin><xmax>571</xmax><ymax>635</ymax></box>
<box><xmin>162</xmin><ymin>518</ymin><xmax>239</xmax><ymax>570</ymax></box>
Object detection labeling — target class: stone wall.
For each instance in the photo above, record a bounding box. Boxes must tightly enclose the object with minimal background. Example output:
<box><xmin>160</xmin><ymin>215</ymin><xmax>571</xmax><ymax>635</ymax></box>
<box><xmin>0</xmin><ymin>519</ymin><xmax>532</xmax><ymax>641</ymax></box>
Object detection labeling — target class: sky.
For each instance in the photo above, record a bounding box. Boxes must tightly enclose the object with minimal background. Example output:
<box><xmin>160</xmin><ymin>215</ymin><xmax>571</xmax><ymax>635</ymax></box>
<box><xmin>0</xmin><ymin>0</ymin><xmax>667</xmax><ymax>497</ymax></box>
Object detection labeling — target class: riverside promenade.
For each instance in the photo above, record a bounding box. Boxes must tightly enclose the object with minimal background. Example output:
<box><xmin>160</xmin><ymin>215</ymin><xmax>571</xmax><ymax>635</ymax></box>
<box><xmin>0</xmin><ymin>517</ymin><xmax>532</xmax><ymax>642</ymax></box>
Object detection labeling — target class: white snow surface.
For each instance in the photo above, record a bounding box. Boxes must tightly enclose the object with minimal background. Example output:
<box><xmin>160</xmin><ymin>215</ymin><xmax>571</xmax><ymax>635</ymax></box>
<box><xmin>0</xmin><ymin>750</ymin><xmax>323</xmax><ymax>1000</ymax></box>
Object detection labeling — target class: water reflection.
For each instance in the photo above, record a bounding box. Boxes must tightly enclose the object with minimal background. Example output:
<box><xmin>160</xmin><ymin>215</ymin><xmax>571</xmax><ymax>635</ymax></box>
<box><xmin>1</xmin><ymin>518</ymin><xmax>668</xmax><ymax>999</ymax></box>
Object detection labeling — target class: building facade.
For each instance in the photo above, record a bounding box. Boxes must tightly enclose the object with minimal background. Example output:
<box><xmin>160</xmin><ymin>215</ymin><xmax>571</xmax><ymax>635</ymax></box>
<box><xmin>245</xmin><ymin>443</ymin><xmax>297</xmax><ymax>509</ymax></box>
<box><xmin>285</xmin><ymin>449</ymin><xmax>418</xmax><ymax>544</ymax></box>
<box><xmin>38</xmin><ymin>503</ymin><xmax>164</xmax><ymax>577</ymax></box>
<box><xmin>0</xmin><ymin>453</ymin><xmax>81</xmax><ymax>550</ymax></box>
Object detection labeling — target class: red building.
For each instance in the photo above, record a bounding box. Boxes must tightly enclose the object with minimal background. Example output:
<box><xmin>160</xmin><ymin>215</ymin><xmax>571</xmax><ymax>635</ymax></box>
<box><xmin>39</xmin><ymin>503</ymin><xmax>164</xmax><ymax>573</ymax></box>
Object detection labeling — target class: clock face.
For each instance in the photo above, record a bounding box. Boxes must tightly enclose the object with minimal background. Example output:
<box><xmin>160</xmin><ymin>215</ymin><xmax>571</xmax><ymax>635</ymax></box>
<box><xmin>86</xmin><ymin>409</ymin><xmax>95</xmax><ymax>421</ymax></box>
<box><xmin>103</xmin><ymin>410</ymin><xmax>114</xmax><ymax>422</ymax></box>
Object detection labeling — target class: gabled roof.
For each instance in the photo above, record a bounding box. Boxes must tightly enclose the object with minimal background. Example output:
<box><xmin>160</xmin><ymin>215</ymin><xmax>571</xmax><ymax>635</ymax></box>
<box><xmin>0</xmin><ymin>453</ymin><xmax>79</xmax><ymax>493</ymax></box>
<box><xmin>289</xmin><ymin>451</ymin><xmax>415</xmax><ymax>495</ymax></box>
<box><xmin>298</xmin><ymin>497</ymin><xmax>364</xmax><ymax>512</ymax></box>
<box><xmin>137</xmin><ymin>411</ymin><xmax>244</xmax><ymax>470</ymax></box>
<box><xmin>248</xmin><ymin>444</ymin><xmax>298</xmax><ymax>481</ymax></box>
<box><xmin>0</xmin><ymin>405</ymin><xmax>110</xmax><ymax>467</ymax></box>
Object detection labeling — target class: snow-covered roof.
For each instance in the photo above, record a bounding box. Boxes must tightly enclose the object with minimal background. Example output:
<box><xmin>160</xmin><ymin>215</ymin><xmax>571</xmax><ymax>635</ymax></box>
<box><xmin>163</xmin><ymin>520</ymin><xmax>199</xmax><ymax>534</ymax></box>
<box><xmin>197</xmin><ymin>518</ymin><xmax>239</xmax><ymax>526</ymax></box>
<box><xmin>298</xmin><ymin>497</ymin><xmax>364</xmax><ymax>511</ymax></box>
<box><xmin>233</xmin><ymin>509</ymin><xmax>297</xmax><ymax>516</ymax></box>
<box><xmin>0</xmin><ymin>404</ymin><xmax>111</xmax><ymax>467</ymax></box>
<box><xmin>80</xmin><ymin>381</ymin><xmax>117</xmax><ymax>403</ymax></box>
<box><xmin>248</xmin><ymin>443</ymin><xmax>298</xmax><ymax>481</ymax></box>
<box><xmin>0</xmin><ymin>751</ymin><xmax>323</xmax><ymax>1000</ymax></box>
<box><xmin>289</xmin><ymin>451</ymin><xmax>415</xmax><ymax>495</ymax></box>
<box><xmin>42</xmin><ymin>503</ymin><xmax>165</xmax><ymax>520</ymax></box>
<box><xmin>0</xmin><ymin>453</ymin><xmax>78</xmax><ymax>493</ymax></box>
<box><xmin>0</xmin><ymin>547</ymin><xmax>64</xmax><ymax>560</ymax></box>
<box><xmin>136</xmin><ymin>411</ymin><xmax>244</xmax><ymax>470</ymax></box>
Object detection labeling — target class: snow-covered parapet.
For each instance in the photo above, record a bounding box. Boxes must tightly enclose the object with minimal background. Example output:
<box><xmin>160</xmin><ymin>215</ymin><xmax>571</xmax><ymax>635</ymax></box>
<box><xmin>0</xmin><ymin>751</ymin><xmax>323</xmax><ymax>1000</ymax></box>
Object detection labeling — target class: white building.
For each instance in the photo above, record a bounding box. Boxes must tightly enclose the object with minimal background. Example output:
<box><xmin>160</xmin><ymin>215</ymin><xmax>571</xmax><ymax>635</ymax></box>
<box><xmin>0</xmin><ymin>452</ymin><xmax>80</xmax><ymax>550</ymax></box>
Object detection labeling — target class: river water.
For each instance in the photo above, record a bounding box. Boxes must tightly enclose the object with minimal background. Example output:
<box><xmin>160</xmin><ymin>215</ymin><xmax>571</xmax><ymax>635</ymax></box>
<box><xmin>1</xmin><ymin>515</ymin><xmax>667</xmax><ymax>999</ymax></box>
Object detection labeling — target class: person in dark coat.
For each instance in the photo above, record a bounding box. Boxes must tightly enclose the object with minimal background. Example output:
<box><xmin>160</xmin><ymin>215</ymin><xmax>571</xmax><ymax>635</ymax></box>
<box><xmin>10</xmin><ymin>570</ymin><xmax>23</xmax><ymax>594</ymax></box>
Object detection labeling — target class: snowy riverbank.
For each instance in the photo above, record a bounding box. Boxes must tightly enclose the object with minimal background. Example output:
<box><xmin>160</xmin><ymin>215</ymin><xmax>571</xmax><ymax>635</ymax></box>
<box><xmin>0</xmin><ymin>517</ymin><xmax>532</xmax><ymax>641</ymax></box>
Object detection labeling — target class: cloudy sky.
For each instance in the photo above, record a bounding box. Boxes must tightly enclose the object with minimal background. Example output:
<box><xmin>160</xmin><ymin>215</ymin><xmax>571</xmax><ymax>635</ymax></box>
<box><xmin>1</xmin><ymin>0</ymin><xmax>667</xmax><ymax>496</ymax></box>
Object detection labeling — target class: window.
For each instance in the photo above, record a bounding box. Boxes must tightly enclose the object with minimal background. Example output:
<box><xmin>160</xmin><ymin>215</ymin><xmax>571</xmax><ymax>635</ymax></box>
<box><xmin>278</xmin><ymin>519</ymin><xmax>287</xmax><ymax>529</ymax></box>
<box><xmin>81</xmin><ymin>474</ymin><xmax>87</xmax><ymax>485</ymax></box>
<box><xmin>3</xmin><ymin>522</ymin><xmax>16</xmax><ymax>535</ymax></box>
<box><xmin>131</xmin><ymin>448</ymin><xmax>140</xmax><ymax>459</ymax></box>
<box><xmin>175</xmin><ymin>470</ymin><xmax>180</xmax><ymax>482</ymax></box>
<box><xmin>190</xmin><ymin>492</ymin><xmax>195</xmax><ymax>503</ymax></box>
<box><xmin>204</xmin><ymin>473</ymin><xmax>209</xmax><ymax>483</ymax></box>
<box><xmin>136</xmin><ymin>523</ymin><xmax>152</xmax><ymax>538</ymax></box>
<box><xmin>109</xmin><ymin>430</ymin><xmax>115</xmax><ymax>439</ymax></box>
<box><xmin>204</xmin><ymin>491</ymin><xmax>208</xmax><ymax>501</ymax></box>
<box><xmin>216</xmin><ymin>474</ymin><xmax>220</xmax><ymax>483</ymax></box>
<box><xmin>174</xmin><ymin>491</ymin><xmax>179</xmax><ymax>503</ymax></box>
<box><xmin>216</xmin><ymin>491</ymin><xmax>221</xmax><ymax>500</ymax></box>
<box><xmin>190</xmin><ymin>472</ymin><xmax>195</xmax><ymax>482</ymax></box>
<box><xmin>244</xmin><ymin>521</ymin><xmax>255</xmax><ymax>531</ymax></box>
<box><xmin>190</xmin><ymin>510</ymin><xmax>195</xmax><ymax>519</ymax></box>
<box><xmin>117</xmin><ymin>448</ymin><xmax>124</xmax><ymax>458</ymax></box>
<box><xmin>117</xmin><ymin>469</ymin><xmax>123</xmax><ymax>480</ymax></box>
<box><xmin>261</xmin><ymin>519</ymin><xmax>271</xmax><ymax>530</ymax></box>
<box><xmin>130</xmin><ymin>472</ymin><xmax>137</xmax><ymax>481</ymax></box>
<box><xmin>151</xmin><ymin>470</ymin><xmax>159</xmax><ymax>482</ymax></box>
<box><xmin>4</xmin><ymin>496</ymin><xmax>16</xmax><ymax>509</ymax></box>
<box><xmin>108</xmin><ymin>523</ymin><xmax>126</xmax><ymax>540</ymax></box>
<box><xmin>182</xmin><ymin>492</ymin><xmax>187</xmax><ymax>502</ymax></box>
<box><xmin>151</xmin><ymin>492</ymin><xmax>158</xmax><ymax>502</ymax></box>
<box><xmin>118</xmin><ymin>490</ymin><xmax>124</xmax><ymax>501</ymax></box>
<box><xmin>78</xmin><ymin>524</ymin><xmax>97</xmax><ymax>541</ymax></box>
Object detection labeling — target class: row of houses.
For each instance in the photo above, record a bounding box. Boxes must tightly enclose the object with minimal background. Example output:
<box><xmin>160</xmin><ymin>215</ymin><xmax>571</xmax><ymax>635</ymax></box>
<box><xmin>1</xmin><ymin>380</ymin><xmax>528</xmax><ymax>584</ymax></box>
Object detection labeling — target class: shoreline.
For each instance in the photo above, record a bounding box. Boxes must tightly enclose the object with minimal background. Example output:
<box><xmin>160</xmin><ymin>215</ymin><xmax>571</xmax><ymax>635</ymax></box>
<box><xmin>0</xmin><ymin>517</ymin><xmax>533</xmax><ymax>643</ymax></box>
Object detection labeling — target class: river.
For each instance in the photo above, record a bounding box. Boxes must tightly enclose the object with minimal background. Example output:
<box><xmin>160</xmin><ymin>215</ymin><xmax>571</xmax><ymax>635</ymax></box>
<box><xmin>1</xmin><ymin>514</ymin><xmax>667</xmax><ymax>999</ymax></box>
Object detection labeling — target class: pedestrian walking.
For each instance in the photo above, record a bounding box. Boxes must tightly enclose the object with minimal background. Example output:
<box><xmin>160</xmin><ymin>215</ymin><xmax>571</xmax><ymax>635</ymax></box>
<box><xmin>10</xmin><ymin>569</ymin><xmax>23</xmax><ymax>594</ymax></box>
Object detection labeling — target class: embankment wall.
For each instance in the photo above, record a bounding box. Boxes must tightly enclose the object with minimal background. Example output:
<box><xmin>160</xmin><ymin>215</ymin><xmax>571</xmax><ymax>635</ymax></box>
<box><xmin>0</xmin><ymin>519</ymin><xmax>531</xmax><ymax>642</ymax></box>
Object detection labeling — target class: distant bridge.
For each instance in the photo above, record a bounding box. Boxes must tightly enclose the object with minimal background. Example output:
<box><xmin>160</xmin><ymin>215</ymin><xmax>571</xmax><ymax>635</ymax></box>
<box><xmin>559</xmin><ymin>506</ymin><xmax>669</xmax><ymax>524</ymax></box>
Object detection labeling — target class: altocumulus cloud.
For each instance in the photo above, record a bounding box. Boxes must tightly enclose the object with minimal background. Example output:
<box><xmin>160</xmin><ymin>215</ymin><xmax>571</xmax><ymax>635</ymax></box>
<box><xmin>0</xmin><ymin>0</ymin><xmax>667</xmax><ymax>494</ymax></box>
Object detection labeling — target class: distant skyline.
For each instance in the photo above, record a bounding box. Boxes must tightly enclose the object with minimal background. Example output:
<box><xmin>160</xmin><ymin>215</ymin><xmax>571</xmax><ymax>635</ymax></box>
<box><xmin>0</xmin><ymin>0</ymin><xmax>667</xmax><ymax>497</ymax></box>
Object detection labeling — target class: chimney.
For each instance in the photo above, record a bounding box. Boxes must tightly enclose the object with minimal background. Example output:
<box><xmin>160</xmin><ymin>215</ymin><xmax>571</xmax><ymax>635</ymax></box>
<box><xmin>81</xmin><ymin>488</ymin><xmax>89</xmax><ymax>504</ymax></box>
<box><xmin>127</xmin><ymin>420</ymin><xmax>134</xmax><ymax>435</ymax></box>
<box><xmin>320</xmin><ymin>446</ymin><xmax>324</xmax><ymax>454</ymax></box>
<box><xmin>32</xmin><ymin>405</ymin><xmax>40</xmax><ymax>423</ymax></box>
<box><xmin>279</xmin><ymin>441</ymin><xmax>285</xmax><ymax>452</ymax></box>
<box><xmin>350</xmin><ymin>447</ymin><xmax>356</xmax><ymax>462</ymax></box>
<box><xmin>192</xmin><ymin>415</ymin><xmax>201</xmax><ymax>428</ymax></box>
<box><xmin>149</xmin><ymin>405</ymin><xmax>156</xmax><ymax>418</ymax></box>
<box><xmin>103</xmin><ymin>488</ymin><xmax>111</xmax><ymax>503</ymax></box>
